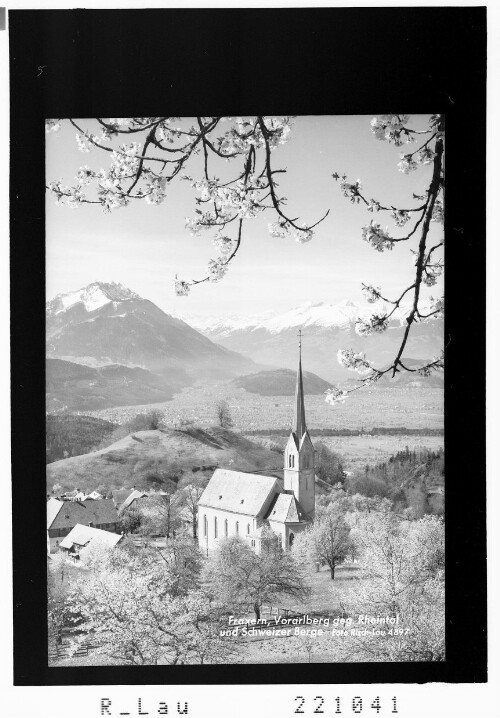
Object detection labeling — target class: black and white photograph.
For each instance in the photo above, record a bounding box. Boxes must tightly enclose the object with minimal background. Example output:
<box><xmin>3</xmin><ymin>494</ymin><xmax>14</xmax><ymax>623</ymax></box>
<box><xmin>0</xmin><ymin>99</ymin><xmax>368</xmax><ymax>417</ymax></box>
<box><xmin>8</xmin><ymin>5</ymin><xmax>491</xmax><ymax>715</ymax></box>
<box><xmin>44</xmin><ymin>113</ymin><xmax>447</xmax><ymax>667</ymax></box>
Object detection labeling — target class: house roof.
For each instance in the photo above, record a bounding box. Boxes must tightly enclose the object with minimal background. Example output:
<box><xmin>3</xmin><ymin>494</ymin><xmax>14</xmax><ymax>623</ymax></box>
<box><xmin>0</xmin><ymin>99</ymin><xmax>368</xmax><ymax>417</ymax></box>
<box><xmin>48</xmin><ymin>498</ymin><xmax>118</xmax><ymax>530</ymax></box>
<box><xmin>60</xmin><ymin>524</ymin><xmax>123</xmax><ymax>550</ymax></box>
<box><xmin>122</xmin><ymin>489</ymin><xmax>148</xmax><ymax>509</ymax></box>
<box><xmin>47</xmin><ymin>498</ymin><xmax>63</xmax><ymax>529</ymax></box>
<box><xmin>111</xmin><ymin>488</ymin><xmax>134</xmax><ymax>507</ymax></box>
<box><xmin>264</xmin><ymin>492</ymin><xmax>310</xmax><ymax>524</ymax></box>
<box><xmin>198</xmin><ymin>469</ymin><xmax>279</xmax><ymax>517</ymax></box>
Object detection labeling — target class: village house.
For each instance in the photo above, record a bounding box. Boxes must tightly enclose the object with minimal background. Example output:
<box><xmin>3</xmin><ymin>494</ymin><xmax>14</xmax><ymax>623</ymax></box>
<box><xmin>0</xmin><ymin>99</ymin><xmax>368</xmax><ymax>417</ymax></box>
<box><xmin>198</xmin><ymin>344</ymin><xmax>315</xmax><ymax>554</ymax></box>
<box><xmin>59</xmin><ymin>523</ymin><xmax>123</xmax><ymax>560</ymax></box>
<box><xmin>47</xmin><ymin>497</ymin><xmax>120</xmax><ymax>542</ymax></box>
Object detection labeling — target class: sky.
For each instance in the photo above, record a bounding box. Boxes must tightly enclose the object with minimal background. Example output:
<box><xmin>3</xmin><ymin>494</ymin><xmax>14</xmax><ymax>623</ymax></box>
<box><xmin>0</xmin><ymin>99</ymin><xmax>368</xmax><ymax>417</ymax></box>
<box><xmin>46</xmin><ymin>115</ymin><xmax>444</xmax><ymax>319</ymax></box>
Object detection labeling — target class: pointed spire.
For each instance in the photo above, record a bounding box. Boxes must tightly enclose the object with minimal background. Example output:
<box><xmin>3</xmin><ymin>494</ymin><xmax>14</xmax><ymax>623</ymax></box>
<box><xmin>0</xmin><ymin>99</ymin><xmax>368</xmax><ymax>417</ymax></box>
<box><xmin>294</xmin><ymin>329</ymin><xmax>307</xmax><ymax>439</ymax></box>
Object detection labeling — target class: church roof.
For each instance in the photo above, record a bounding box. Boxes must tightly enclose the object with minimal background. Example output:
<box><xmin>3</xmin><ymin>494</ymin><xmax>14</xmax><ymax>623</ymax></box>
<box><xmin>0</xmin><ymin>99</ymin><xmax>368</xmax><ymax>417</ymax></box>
<box><xmin>264</xmin><ymin>492</ymin><xmax>310</xmax><ymax>524</ymax></box>
<box><xmin>198</xmin><ymin>469</ymin><xmax>279</xmax><ymax>517</ymax></box>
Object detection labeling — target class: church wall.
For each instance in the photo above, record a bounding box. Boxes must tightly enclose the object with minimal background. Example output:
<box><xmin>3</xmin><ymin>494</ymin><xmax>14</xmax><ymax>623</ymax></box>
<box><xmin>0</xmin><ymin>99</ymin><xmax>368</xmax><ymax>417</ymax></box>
<box><xmin>266</xmin><ymin>520</ymin><xmax>309</xmax><ymax>551</ymax></box>
<box><xmin>198</xmin><ymin>505</ymin><xmax>257</xmax><ymax>554</ymax></box>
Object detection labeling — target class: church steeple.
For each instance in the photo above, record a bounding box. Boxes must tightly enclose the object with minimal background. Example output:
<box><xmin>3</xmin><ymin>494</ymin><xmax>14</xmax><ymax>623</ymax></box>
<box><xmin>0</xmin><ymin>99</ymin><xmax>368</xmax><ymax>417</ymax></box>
<box><xmin>283</xmin><ymin>329</ymin><xmax>315</xmax><ymax>518</ymax></box>
<box><xmin>294</xmin><ymin>330</ymin><xmax>307</xmax><ymax>440</ymax></box>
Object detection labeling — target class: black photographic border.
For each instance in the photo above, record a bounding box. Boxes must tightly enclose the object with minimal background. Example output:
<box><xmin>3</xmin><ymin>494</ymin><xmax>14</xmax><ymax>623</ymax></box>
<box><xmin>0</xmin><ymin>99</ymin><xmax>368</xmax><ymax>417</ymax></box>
<box><xmin>10</xmin><ymin>6</ymin><xmax>487</xmax><ymax>686</ymax></box>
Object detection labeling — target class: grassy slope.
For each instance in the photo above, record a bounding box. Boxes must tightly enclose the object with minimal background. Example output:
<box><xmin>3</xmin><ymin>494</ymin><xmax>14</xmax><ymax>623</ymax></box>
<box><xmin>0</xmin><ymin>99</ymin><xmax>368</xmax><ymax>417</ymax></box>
<box><xmin>46</xmin><ymin>426</ymin><xmax>284</xmax><ymax>494</ymax></box>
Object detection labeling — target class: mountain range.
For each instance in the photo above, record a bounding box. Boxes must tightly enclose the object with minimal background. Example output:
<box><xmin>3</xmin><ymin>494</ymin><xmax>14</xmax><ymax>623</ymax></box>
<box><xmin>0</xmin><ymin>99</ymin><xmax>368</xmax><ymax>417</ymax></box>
<box><xmin>179</xmin><ymin>299</ymin><xmax>444</xmax><ymax>382</ymax></box>
<box><xmin>46</xmin><ymin>283</ymin><xmax>443</xmax><ymax>412</ymax></box>
<box><xmin>46</xmin><ymin>282</ymin><xmax>259</xmax><ymax>408</ymax></box>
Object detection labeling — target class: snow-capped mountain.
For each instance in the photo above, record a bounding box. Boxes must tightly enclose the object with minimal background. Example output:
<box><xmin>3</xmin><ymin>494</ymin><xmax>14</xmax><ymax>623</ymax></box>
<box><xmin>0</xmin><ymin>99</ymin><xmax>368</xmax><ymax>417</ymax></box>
<box><xmin>46</xmin><ymin>282</ymin><xmax>258</xmax><ymax>389</ymax></box>
<box><xmin>181</xmin><ymin>298</ymin><xmax>438</xmax><ymax>335</ymax></box>
<box><xmin>180</xmin><ymin>299</ymin><xmax>444</xmax><ymax>383</ymax></box>
<box><xmin>47</xmin><ymin>282</ymin><xmax>140</xmax><ymax>316</ymax></box>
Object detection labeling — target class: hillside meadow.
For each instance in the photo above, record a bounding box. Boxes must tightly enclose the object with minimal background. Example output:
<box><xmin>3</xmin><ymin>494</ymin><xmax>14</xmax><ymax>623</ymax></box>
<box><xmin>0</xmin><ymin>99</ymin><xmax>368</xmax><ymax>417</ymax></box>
<box><xmin>64</xmin><ymin>383</ymin><xmax>443</xmax><ymax>474</ymax></box>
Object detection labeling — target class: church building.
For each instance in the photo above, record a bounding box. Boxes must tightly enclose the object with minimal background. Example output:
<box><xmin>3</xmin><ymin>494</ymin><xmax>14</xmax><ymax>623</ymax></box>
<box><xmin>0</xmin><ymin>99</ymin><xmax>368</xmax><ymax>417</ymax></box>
<box><xmin>198</xmin><ymin>341</ymin><xmax>315</xmax><ymax>554</ymax></box>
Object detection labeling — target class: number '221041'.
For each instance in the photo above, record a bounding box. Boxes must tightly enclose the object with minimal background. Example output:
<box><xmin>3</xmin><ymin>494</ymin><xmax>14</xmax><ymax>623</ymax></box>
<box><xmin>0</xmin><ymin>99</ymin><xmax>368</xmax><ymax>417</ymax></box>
<box><xmin>294</xmin><ymin>696</ymin><xmax>398</xmax><ymax>714</ymax></box>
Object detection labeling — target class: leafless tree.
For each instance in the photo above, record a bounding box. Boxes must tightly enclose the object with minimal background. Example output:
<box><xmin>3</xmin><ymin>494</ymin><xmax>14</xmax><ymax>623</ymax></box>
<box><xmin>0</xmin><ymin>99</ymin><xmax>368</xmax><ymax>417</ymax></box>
<box><xmin>214</xmin><ymin>399</ymin><xmax>234</xmax><ymax>429</ymax></box>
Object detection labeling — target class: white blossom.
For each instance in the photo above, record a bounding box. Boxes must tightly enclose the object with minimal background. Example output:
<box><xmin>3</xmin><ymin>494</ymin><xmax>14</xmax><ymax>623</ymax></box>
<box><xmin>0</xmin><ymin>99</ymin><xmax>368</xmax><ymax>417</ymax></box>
<box><xmin>429</xmin><ymin>296</ymin><xmax>444</xmax><ymax>316</ymax></box>
<box><xmin>76</xmin><ymin>133</ymin><xmax>92</xmax><ymax>153</ymax></box>
<box><xmin>361</xmin><ymin>284</ymin><xmax>382</xmax><ymax>303</ymax></box>
<box><xmin>144</xmin><ymin>177</ymin><xmax>167</xmax><ymax>205</ymax></box>
<box><xmin>337</xmin><ymin>348</ymin><xmax>373</xmax><ymax>375</ymax></box>
<box><xmin>75</xmin><ymin>166</ymin><xmax>95</xmax><ymax>186</ymax></box>
<box><xmin>47</xmin><ymin>180</ymin><xmax>68</xmax><ymax>205</ymax></box>
<box><xmin>207</xmin><ymin>259</ymin><xmax>228</xmax><ymax>282</ymax></box>
<box><xmin>173</xmin><ymin>277</ymin><xmax>190</xmax><ymax>296</ymax></box>
<box><xmin>268</xmin><ymin>220</ymin><xmax>291</xmax><ymax>238</ymax></box>
<box><xmin>366</xmin><ymin>199</ymin><xmax>381</xmax><ymax>212</ymax></box>
<box><xmin>324</xmin><ymin>386</ymin><xmax>348</xmax><ymax>406</ymax></box>
<box><xmin>293</xmin><ymin>225</ymin><xmax>314</xmax><ymax>243</ymax></box>
<box><xmin>370</xmin><ymin>115</ymin><xmax>410</xmax><ymax>145</ymax></box>
<box><xmin>423</xmin><ymin>259</ymin><xmax>443</xmax><ymax>287</ymax></box>
<box><xmin>212</xmin><ymin>234</ymin><xmax>234</xmax><ymax>255</ymax></box>
<box><xmin>45</xmin><ymin>119</ymin><xmax>61</xmax><ymax>133</ymax></box>
<box><xmin>361</xmin><ymin>221</ymin><xmax>395</xmax><ymax>252</ymax></box>
<box><xmin>340</xmin><ymin>179</ymin><xmax>362</xmax><ymax>203</ymax></box>
<box><xmin>185</xmin><ymin>217</ymin><xmax>202</xmax><ymax>236</ymax></box>
<box><xmin>65</xmin><ymin>186</ymin><xmax>85</xmax><ymax>209</ymax></box>
<box><xmin>398</xmin><ymin>154</ymin><xmax>418</xmax><ymax>174</ymax></box>
<box><xmin>431</xmin><ymin>198</ymin><xmax>444</xmax><ymax>224</ymax></box>
<box><xmin>391</xmin><ymin>209</ymin><xmax>411</xmax><ymax>226</ymax></box>
<box><xmin>107</xmin><ymin>118</ymin><xmax>133</xmax><ymax>128</ymax></box>
<box><xmin>110</xmin><ymin>143</ymin><xmax>141</xmax><ymax>179</ymax></box>
<box><xmin>415</xmin><ymin>147</ymin><xmax>436</xmax><ymax>165</ymax></box>
<box><xmin>355</xmin><ymin>313</ymin><xmax>389</xmax><ymax>336</ymax></box>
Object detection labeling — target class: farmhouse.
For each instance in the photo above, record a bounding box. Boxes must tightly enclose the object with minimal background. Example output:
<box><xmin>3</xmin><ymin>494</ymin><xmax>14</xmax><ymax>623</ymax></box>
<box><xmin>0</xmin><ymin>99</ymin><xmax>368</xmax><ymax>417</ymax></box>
<box><xmin>198</xmin><ymin>344</ymin><xmax>315</xmax><ymax>554</ymax></box>
<box><xmin>60</xmin><ymin>523</ymin><xmax>123</xmax><ymax>559</ymax></box>
<box><xmin>47</xmin><ymin>497</ymin><xmax>120</xmax><ymax>539</ymax></box>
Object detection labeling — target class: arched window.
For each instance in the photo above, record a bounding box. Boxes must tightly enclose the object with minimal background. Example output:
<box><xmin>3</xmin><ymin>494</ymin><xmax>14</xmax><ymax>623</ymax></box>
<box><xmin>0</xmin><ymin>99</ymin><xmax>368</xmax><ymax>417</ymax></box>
<box><xmin>235</xmin><ymin>521</ymin><xmax>239</xmax><ymax>535</ymax></box>
<box><xmin>214</xmin><ymin>516</ymin><xmax>218</xmax><ymax>538</ymax></box>
<box><xmin>247</xmin><ymin>523</ymin><xmax>250</xmax><ymax>535</ymax></box>
<box><xmin>203</xmin><ymin>515</ymin><xmax>207</xmax><ymax>537</ymax></box>
<box><xmin>224</xmin><ymin>518</ymin><xmax>228</xmax><ymax>537</ymax></box>
<box><xmin>289</xmin><ymin>532</ymin><xmax>295</xmax><ymax>548</ymax></box>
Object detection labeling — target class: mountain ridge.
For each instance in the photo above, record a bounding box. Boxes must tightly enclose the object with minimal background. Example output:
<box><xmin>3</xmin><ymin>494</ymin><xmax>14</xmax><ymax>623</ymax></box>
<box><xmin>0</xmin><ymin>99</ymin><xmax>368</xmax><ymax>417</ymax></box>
<box><xmin>46</xmin><ymin>282</ymin><xmax>259</xmax><ymax>389</ymax></box>
<box><xmin>178</xmin><ymin>299</ymin><xmax>443</xmax><ymax>383</ymax></box>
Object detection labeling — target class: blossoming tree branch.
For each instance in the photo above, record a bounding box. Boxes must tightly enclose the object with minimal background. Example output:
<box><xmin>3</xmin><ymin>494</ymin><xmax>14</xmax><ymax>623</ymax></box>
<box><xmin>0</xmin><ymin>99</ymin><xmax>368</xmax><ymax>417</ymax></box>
<box><xmin>326</xmin><ymin>114</ymin><xmax>444</xmax><ymax>404</ymax></box>
<box><xmin>46</xmin><ymin>114</ymin><xmax>444</xmax><ymax>403</ymax></box>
